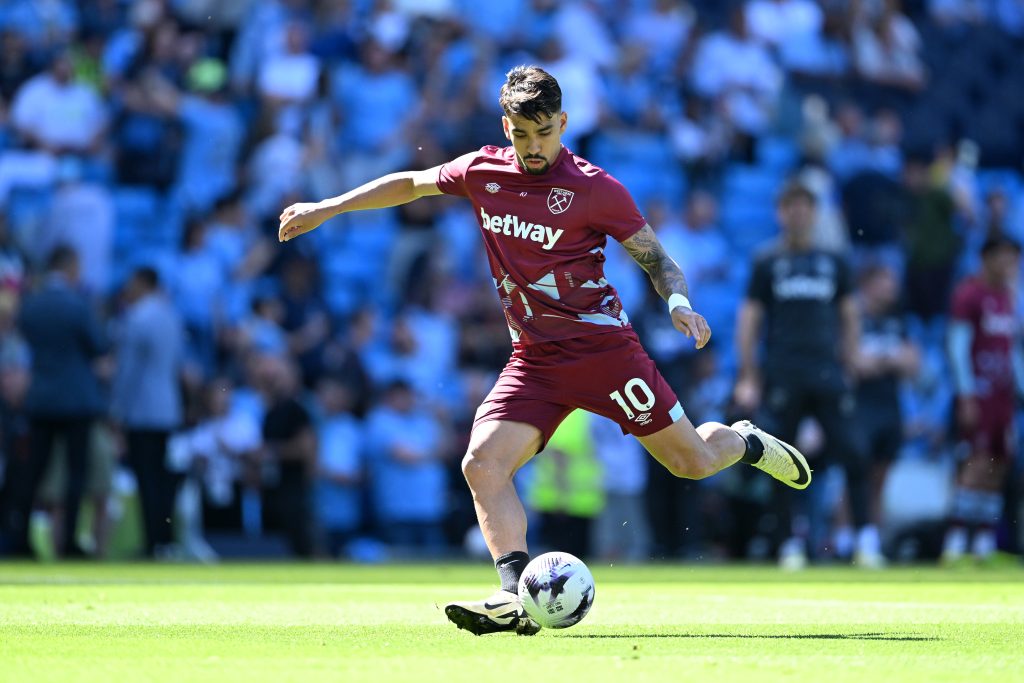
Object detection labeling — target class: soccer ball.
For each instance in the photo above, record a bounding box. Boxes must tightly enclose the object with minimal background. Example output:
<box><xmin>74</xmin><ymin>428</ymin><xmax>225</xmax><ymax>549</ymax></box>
<box><xmin>517</xmin><ymin>552</ymin><xmax>595</xmax><ymax>629</ymax></box>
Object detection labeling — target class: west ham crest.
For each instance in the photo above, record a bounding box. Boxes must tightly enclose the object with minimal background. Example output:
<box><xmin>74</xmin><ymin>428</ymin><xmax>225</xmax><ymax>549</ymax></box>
<box><xmin>547</xmin><ymin>188</ymin><xmax>574</xmax><ymax>214</ymax></box>
<box><xmin>485</xmin><ymin>182</ymin><xmax>501</xmax><ymax>193</ymax></box>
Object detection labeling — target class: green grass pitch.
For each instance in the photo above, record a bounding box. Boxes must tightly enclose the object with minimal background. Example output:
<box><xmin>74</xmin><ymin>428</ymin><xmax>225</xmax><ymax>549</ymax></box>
<box><xmin>1</xmin><ymin>563</ymin><xmax>1022</xmax><ymax>683</ymax></box>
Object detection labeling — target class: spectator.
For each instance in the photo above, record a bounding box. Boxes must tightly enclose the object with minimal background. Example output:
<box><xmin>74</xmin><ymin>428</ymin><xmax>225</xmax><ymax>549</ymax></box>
<box><xmin>257</xmin><ymin>21</ymin><xmax>320</xmax><ymax>105</ymax></box>
<box><xmin>331</xmin><ymin>39</ymin><xmax>418</xmax><ymax>187</ymax></box>
<box><xmin>10</xmin><ymin>245</ymin><xmax>107</xmax><ymax>557</ymax></box>
<box><xmin>365</xmin><ymin>381</ymin><xmax>447</xmax><ymax>552</ymax></box>
<box><xmin>42</xmin><ymin>156</ymin><xmax>114</xmax><ymax>297</ymax></box>
<box><xmin>172</xmin><ymin>219</ymin><xmax>227</xmax><ymax>374</ymax></box>
<box><xmin>313</xmin><ymin>374</ymin><xmax>364</xmax><ymax>556</ymax></box>
<box><xmin>111</xmin><ymin>266</ymin><xmax>185</xmax><ymax>558</ymax></box>
<box><xmin>0</xmin><ymin>31</ymin><xmax>38</xmax><ymax>102</ymax></box>
<box><xmin>852</xmin><ymin>1</ymin><xmax>927</xmax><ymax>92</ymax></box>
<box><xmin>900</xmin><ymin>154</ymin><xmax>959</xmax><ymax>322</ymax></box>
<box><xmin>148</xmin><ymin>58</ymin><xmax>245</xmax><ymax>214</ymax></box>
<box><xmin>261</xmin><ymin>356</ymin><xmax>319</xmax><ymax>557</ymax></box>
<box><xmin>184</xmin><ymin>377</ymin><xmax>263</xmax><ymax>538</ymax></box>
<box><xmin>690</xmin><ymin>7</ymin><xmax>783</xmax><ymax>141</ymax></box>
<box><xmin>10</xmin><ymin>50</ymin><xmax>107</xmax><ymax>155</ymax></box>
<box><xmin>622</xmin><ymin>0</ymin><xmax>695</xmax><ymax>74</ymax></box>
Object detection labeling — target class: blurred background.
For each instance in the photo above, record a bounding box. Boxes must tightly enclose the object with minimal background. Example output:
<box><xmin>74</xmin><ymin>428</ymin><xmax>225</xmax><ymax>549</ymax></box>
<box><xmin>0</xmin><ymin>0</ymin><xmax>1021</xmax><ymax>567</ymax></box>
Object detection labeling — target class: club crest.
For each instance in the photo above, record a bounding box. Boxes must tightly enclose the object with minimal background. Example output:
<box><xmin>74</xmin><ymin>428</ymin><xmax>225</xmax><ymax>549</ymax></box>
<box><xmin>547</xmin><ymin>188</ymin><xmax>574</xmax><ymax>214</ymax></box>
<box><xmin>485</xmin><ymin>182</ymin><xmax>501</xmax><ymax>194</ymax></box>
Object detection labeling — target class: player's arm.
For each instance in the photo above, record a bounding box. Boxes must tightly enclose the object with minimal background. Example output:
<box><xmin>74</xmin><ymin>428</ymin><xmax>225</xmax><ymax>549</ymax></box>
<box><xmin>620</xmin><ymin>224</ymin><xmax>711</xmax><ymax>349</ymax></box>
<box><xmin>1012</xmin><ymin>345</ymin><xmax>1024</xmax><ymax>398</ymax></box>
<box><xmin>839</xmin><ymin>295</ymin><xmax>861</xmax><ymax>379</ymax></box>
<box><xmin>734</xmin><ymin>298</ymin><xmax>764</xmax><ymax>410</ymax></box>
<box><xmin>279</xmin><ymin>166</ymin><xmax>444</xmax><ymax>242</ymax></box>
<box><xmin>948</xmin><ymin>318</ymin><xmax>979</xmax><ymax>429</ymax></box>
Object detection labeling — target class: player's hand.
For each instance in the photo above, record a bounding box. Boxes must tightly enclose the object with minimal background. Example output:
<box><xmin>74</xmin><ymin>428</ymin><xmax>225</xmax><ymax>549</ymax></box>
<box><xmin>671</xmin><ymin>305</ymin><xmax>711</xmax><ymax>349</ymax></box>
<box><xmin>956</xmin><ymin>395</ymin><xmax>980</xmax><ymax>432</ymax></box>
<box><xmin>279</xmin><ymin>202</ymin><xmax>331</xmax><ymax>242</ymax></box>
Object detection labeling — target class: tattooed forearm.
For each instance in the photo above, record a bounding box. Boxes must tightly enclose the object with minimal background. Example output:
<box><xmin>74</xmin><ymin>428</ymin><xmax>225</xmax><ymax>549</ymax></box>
<box><xmin>620</xmin><ymin>225</ymin><xmax>689</xmax><ymax>302</ymax></box>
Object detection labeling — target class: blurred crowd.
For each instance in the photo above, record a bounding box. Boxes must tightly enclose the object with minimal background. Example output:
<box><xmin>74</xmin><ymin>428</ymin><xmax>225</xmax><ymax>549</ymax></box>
<box><xmin>0</xmin><ymin>0</ymin><xmax>1023</xmax><ymax>564</ymax></box>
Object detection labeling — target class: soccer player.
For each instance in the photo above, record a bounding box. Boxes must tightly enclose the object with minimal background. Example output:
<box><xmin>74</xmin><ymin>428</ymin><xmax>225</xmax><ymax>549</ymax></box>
<box><xmin>943</xmin><ymin>236</ymin><xmax>1023</xmax><ymax>564</ymax></box>
<box><xmin>734</xmin><ymin>182</ymin><xmax>868</xmax><ymax>569</ymax></box>
<box><xmin>279</xmin><ymin>66</ymin><xmax>810</xmax><ymax>635</ymax></box>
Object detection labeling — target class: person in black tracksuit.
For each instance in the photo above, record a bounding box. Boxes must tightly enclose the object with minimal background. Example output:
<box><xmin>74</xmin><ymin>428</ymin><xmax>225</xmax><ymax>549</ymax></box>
<box><xmin>735</xmin><ymin>181</ymin><xmax>870</xmax><ymax>567</ymax></box>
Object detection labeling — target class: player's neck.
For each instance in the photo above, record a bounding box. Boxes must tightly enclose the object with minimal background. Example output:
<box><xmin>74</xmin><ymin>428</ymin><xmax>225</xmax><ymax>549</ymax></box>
<box><xmin>783</xmin><ymin>238</ymin><xmax>813</xmax><ymax>253</ymax></box>
<box><xmin>981</xmin><ymin>271</ymin><xmax>1006</xmax><ymax>289</ymax></box>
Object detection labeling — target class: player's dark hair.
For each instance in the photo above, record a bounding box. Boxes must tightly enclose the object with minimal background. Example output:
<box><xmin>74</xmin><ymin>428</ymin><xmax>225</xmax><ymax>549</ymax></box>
<box><xmin>776</xmin><ymin>180</ymin><xmax>817</xmax><ymax>207</ymax></box>
<box><xmin>499</xmin><ymin>66</ymin><xmax>562</xmax><ymax>123</ymax></box>
<box><xmin>981</xmin><ymin>233</ymin><xmax>1022</xmax><ymax>257</ymax></box>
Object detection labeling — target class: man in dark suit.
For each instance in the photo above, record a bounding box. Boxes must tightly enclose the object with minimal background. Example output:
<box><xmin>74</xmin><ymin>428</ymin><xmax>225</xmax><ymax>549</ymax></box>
<box><xmin>10</xmin><ymin>245</ymin><xmax>107</xmax><ymax>556</ymax></box>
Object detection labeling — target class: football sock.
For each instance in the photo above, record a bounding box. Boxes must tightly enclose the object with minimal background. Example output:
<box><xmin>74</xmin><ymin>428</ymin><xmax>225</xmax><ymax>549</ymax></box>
<box><xmin>972</xmin><ymin>527</ymin><xmax>997</xmax><ymax>558</ymax></box>
<box><xmin>833</xmin><ymin>525</ymin><xmax>854</xmax><ymax>559</ymax></box>
<box><xmin>943</xmin><ymin>526</ymin><xmax>968</xmax><ymax>557</ymax></box>
<box><xmin>739</xmin><ymin>432</ymin><xmax>764</xmax><ymax>465</ymax></box>
<box><xmin>855</xmin><ymin>525</ymin><xmax>881</xmax><ymax>556</ymax></box>
<box><xmin>495</xmin><ymin>551</ymin><xmax>530</xmax><ymax>594</ymax></box>
<box><xmin>951</xmin><ymin>487</ymin><xmax>983</xmax><ymax>525</ymax></box>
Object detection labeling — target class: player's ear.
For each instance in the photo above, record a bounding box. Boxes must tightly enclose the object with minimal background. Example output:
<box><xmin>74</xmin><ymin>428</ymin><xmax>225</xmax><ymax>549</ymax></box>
<box><xmin>559</xmin><ymin>111</ymin><xmax>567</xmax><ymax>133</ymax></box>
<box><xmin>501</xmin><ymin>116</ymin><xmax>511</xmax><ymax>142</ymax></box>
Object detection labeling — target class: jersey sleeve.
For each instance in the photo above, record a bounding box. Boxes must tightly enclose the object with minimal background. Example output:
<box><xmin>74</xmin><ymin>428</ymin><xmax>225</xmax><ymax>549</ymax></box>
<box><xmin>590</xmin><ymin>172</ymin><xmax>647</xmax><ymax>242</ymax></box>
<box><xmin>436</xmin><ymin>151</ymin><xmax>478</xmax><ymax>198</ymax></box>
<box><xmin>746</xmin><ymin>255</ymin><xmax>772</xmax><ymax>305</ymax></box>
<box><xmin>950</xmin><ymin>282</ymin><xmax>979</xmax><ymax>323</ymax></box>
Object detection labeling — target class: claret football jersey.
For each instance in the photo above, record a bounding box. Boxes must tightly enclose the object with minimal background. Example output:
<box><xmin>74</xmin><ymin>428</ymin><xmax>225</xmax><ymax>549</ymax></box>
<box><xmin>951</xmin><ymin>277</ymin><xmax>1019</xmax><ymax>399</ymax></box>
<box><xmin>437</xmin><ymin>145</ymin><xmax>646</xmax><ymax>345</ymax></box>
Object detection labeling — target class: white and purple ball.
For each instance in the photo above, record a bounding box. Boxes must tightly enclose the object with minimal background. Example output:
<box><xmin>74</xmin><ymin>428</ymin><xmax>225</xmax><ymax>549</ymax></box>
<box><xmin>517</xmin><ymin>552</ymin><xmax>595</xmax><ymax>629</ymax></box>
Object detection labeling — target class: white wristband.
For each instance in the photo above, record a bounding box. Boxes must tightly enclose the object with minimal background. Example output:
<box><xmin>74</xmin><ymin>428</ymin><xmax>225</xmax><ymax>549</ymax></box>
<box><xmin>668</xmin><ymin>293</ymin><xmax>691</xmax><ymax>313</ymax></box>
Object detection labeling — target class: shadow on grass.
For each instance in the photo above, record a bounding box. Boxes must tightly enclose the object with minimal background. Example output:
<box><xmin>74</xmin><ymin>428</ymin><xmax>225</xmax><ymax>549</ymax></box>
<box><xmin>566</xmin><ymin>633</ymin><xmax>941</xmax><ymax>641</ymax></box>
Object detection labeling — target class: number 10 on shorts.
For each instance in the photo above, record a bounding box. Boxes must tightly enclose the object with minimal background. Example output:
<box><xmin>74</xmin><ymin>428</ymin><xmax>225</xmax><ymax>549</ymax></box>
<box><xmin>609</xmin><ymin>378</ymin><xmax>656</xmax><ymax>421</ymax></box>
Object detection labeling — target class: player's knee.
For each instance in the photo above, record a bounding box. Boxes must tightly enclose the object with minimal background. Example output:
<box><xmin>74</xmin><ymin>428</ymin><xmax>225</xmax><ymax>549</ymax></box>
<box><xmin>461</xmin><ymin>448</ymin><xmax>511</xmax><ymax>492</ymax></box>
<box><xmin>663</xmin><ymin>447</ymin><xmax>716</xmax><ymax>480</ymax></box>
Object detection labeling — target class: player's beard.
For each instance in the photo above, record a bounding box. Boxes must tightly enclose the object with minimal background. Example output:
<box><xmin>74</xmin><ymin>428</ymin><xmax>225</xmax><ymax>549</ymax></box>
<box><xmin>520</xmin><ymin>154</ymin><xmax>550</xmax><ymax>175</ymax></box>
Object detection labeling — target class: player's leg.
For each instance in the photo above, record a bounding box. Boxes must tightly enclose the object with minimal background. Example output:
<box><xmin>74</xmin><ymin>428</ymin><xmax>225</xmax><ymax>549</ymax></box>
<box><xmin>943</xmin><ymin>408</ymin><xmax>1013</xmax><ymax>563</ymax></box>
<box><xmin>749</xmin><ymin>381</ymin><xmax>807</xmax><ymax>568</ymax></box>
<box><xmin>636</xmin><ymin>416</ymin><xmax>743</xmax><ymax>478</ymax></box>
<box><xmin>461</xmin><ymin>419</ymin><xmax>541</xmax><ymax>563</ymax></box>
<box><xmin>592</xmin><ymin>333</ymin><xmax>811</xmax><ymax>489</ymax></box>
<box><xmin>811</xmin><ymin>385</ymin><xmax>879</xmax><ymax>567</ymax></box>
<box><xmin>445</xmin><ymin>418</ymin><xmax>551</xmax><ymax>636</ymax></box>
<box><xmin>959</xmin><ymin>451</ymin><xmax>1010</xmax><ymax>561</ymax></box>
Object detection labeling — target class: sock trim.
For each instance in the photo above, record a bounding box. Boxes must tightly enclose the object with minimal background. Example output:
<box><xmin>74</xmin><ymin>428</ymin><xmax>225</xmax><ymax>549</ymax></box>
<box><xmin>740</xmin><ymin>432</ymin><xmax>764</xmax><ymax>465</ymax></box>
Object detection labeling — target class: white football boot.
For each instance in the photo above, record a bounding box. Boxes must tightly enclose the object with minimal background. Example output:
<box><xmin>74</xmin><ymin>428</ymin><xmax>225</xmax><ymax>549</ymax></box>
<box><xmin>445</xmin><ymin>589</ymin><xmax>541</xmax><ymax>636</ymax></box>
<box><xmin>731</xmin><ymin>420</ymin><xmax>812</xmax><ymax>490</ymax></box>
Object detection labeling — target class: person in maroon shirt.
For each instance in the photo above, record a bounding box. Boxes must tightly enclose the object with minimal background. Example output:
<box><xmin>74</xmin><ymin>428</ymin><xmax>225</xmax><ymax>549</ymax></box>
<box><xmin>943</xmin><ymin>236</ymin><xmax>1024</xmax><ymax>564</ymax></box>
<box><xmin>279</xmin><ymin>66</ymin><xmax>810</xmax><ymax>634</ymax></box>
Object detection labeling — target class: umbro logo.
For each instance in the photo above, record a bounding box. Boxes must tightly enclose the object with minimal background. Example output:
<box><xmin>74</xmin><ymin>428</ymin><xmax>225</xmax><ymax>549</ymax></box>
<box><xmin>635</xmin><ymin>412</ymin><xmax>652</xmax><ymax>426</ymax></box>
<box><xmin>485</xmin><ymin>182</ymin><xmax>501</xmax><ymax>194</ymax></box>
